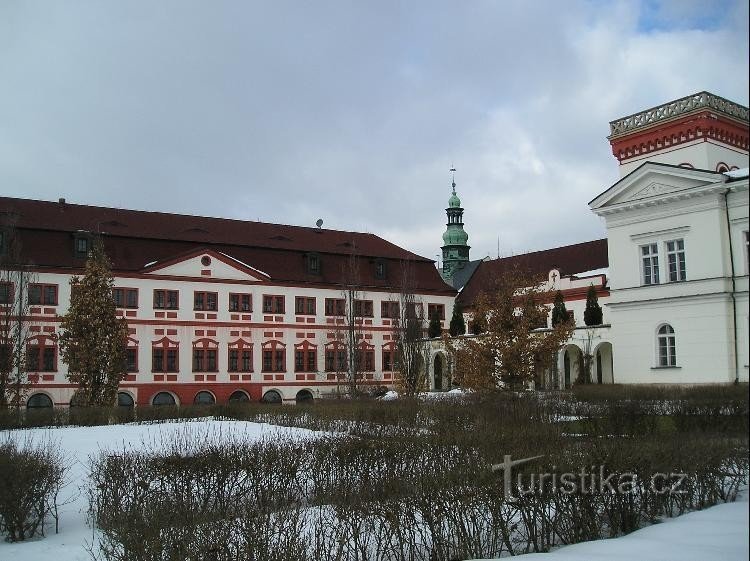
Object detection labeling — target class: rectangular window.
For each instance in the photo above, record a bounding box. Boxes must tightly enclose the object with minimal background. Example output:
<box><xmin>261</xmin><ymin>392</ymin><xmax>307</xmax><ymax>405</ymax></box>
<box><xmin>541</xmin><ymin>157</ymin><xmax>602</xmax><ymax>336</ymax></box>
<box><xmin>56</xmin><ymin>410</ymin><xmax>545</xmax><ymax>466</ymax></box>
<box><xmin>295</xmin><ymin>296</ymin><xmax>316</xmax><ymax>315</ymax></box>
<box><xmin>666</xmin><ymin>239</ymin><xmax>686</xmax><ymax>282</ymax></box>
<box><xmin>406</xmin><ymin>302</ymin><xmax>423</xmax><ymax>319</ymax></box>
<box><xmin>229</xmin><ymin>293</ymin><xmax>252</xmax><ymax>312</ymax></box>
<box><xmin>295</xmin><ymin>349</ymin><xmax>317</xmax><ymax>372</ymax></box>
<box><xmin>381</xmin><ymin>301</ymin><xmax>399</xmax><ymax>319</ymax></box>
<box><xmin>229</xmin><ymin>349</ymin><xmax>253</xmax><ymax>372</ymax></box>
<box><xmin>324</xmin><ymin>348</ymin><xmax>347</xmax><ymax>372</ymax></box>
<box><xmin>154</xmin><ymin>289</ymin><xmax>179</xmax><ymax>310</ymax></box>
<box><xmin>427</xmin><ymin>303</ymin><xmax>445</xmax><ymax>320</ymax></box>
<box><xmin>166</xmin><ymin>349</ymin><xmax>178</xmax><ymax>372</ymax></box>
<box><xmin>28</xmin><ymin>284</ymin><xmax>59</xmax><ymax>306</ymax></box>
<box><xmin>0</xmin><ymin>282</ymin><xmax>12</xmax><ymax>305</ymax></box>
<box><xmin>194</xmin><ymin>291</ymin><xmax>218</xmax><ymax>311</ymax></box>
<box><xmin>361</xmin><ymin>350</ymin><xmax>374</xmax><ymax>371</ymax></box>
<box><xmin>26</xmin><ymin>346</ymin><xmax>39</xmax><ymax>371</ymax></box>
<box><xmin>113</xmin><ymin>288</ymin><xmax>138</xmax><ymax>309</ymax></box>
<box><xmin>641</xmin><ymin>243</ymin><xmax>659</xmax><ymax>285</ymax></box>
<box><xmin>263</xmin><ymin>350</ymin><xmax>273</xmax><ymax>372</ymax></box>
<box><xmin>325</xmin><ymin>298</ymin><xmax>345</xmax><ymax>316</ymax></box>
<box><xmin>152</xmin><ymin>348</ymin><xmax>164</xmax><ymax>372</ymax></box>
<box><xmin>262</xmin><ymin>348</ymin><xmax>285</xmax><ymax>372</ymax></box>
<box><xmin>382</xmin><ymin>349</ymin><xmax>394</xmax><ymax>371</ymax></box>
<box><xmin>26</xmin><ymin>344</ymin><xmax>56</xmax><ymax>372</ymax></box>
<box><xmin>262</xmin><ymin>295</ymin><xmax>285</xmax><ymax>314</ymax></box>
<box><xmin>125</xmin><ymin>348</ymin><xmax>138</xmax><ymax>372</ymax></box>
<box><xmin>353</xmin><ymin>299</ymin><xmax>373</xmax><ymax>317</ymax></box>
<box><xmin>42</xmin><ymin>347</ymin><xmax>55</xmax><ymax>371</ymax></box>
<box><xmin>193</xmin><ymin>349</ymin><xmax>218</xmax><ymax>372</ymax></box>
<box><xmin>74</xmin><ymin>236</ymin><xmax>89</xmax><ymax>258</ymax></box>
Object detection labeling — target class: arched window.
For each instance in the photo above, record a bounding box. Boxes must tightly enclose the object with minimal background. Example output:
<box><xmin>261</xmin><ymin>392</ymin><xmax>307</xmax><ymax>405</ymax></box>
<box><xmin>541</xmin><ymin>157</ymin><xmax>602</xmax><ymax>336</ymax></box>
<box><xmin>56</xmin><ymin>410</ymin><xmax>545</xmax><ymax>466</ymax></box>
<box><xmin>228</xmin><ymin>390</ymin><xmax>250</xmax><ymax>403</ymax></box>
<box><xmin>117</xmin><ymin>392</ymin><xmax>135</xmax><ymax>407</ymax></box>
<box><xmin>194</xmin><ymin>391</ymin><xmax>215</xmax><ymax>405</ymax></box>
<box><xmin>27</xmin><ymin>393</ymin><xmax>53</xmax><ymax>408</ymax></box>
<box><xmin>296</xmin><ymin>389</ymin><xmax>314</xmax><ymax>404</ymax></box>
<box><xmin>261</xmin><ymin>390</ymin><xmax>282</xmax><ymax>404</ymax></box>
<box><xmin>152</xmin><ymin>392</ymin><xmax>177</xmax><ymax>406</ymax></box>
<box><xmin>657</xmin><ymin>324</ymin><xmax>676</xmax><ymax>367</ymax></box>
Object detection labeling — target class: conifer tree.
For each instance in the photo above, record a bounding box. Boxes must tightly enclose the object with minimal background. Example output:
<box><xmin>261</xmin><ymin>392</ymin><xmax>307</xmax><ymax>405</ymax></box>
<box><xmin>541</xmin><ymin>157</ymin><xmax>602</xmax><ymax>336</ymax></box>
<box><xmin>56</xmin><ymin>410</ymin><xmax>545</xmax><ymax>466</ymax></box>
<box><xmin>583</xmin><ymin>284</ymin><xmax>603</xmax><ymax>326</ymax></box>
<box><xmin>551</xmin><ymin>290</ymin><xmax>570</xmax><ymax>327</ymax></box>
<box><xmin>59</xmin><ymin>239</ymin><xmax>129</xmax><ymax>407</ymax></box>
<box><xmin>449</xmin><ymin>301</ymin><xmax>466</xmax><ymax>336</ymax></box>
<box><xmin>427</xmin><ymin>310</ymin><xmax>442</xmax><ymax>338</ymax></box>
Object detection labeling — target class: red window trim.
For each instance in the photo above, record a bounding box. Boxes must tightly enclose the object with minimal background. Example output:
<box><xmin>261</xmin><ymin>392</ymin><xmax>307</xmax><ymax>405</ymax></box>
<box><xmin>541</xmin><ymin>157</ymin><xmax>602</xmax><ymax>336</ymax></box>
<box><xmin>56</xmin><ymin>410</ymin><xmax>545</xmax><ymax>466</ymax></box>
<box><xmin>229</xmin><ymin>292</ymin><xmax>253</xmax><ymax>312</ymax></box>
<box><xmin>261</xmin><ymin>340</ymin><xmax>286</xmax><ymax>372</ymax></box>
<box><xmin>354</xmin><ymin>299</ymin><xmax>374</xmax><ymax>318</ymax></box>
<box><xmin>294</xmin><ymin>296</ymin><xmax>317</xmax><ymax>316</ymax></box>
<box><xmin>151</xmin><ymin>337</ymin><xmax>179</xmax><ymax>373</ymax></box>
<box><xmin>228</xmin><ymin>339</ymin><xmax>253</xmax><ymax>372</ymax></box>
<box><xmin>325</xmin><ymin>298</ymin><xmax>345</xmax><ymax>316</ymax></box>
<box><xmin>193</xmin><ymin>291</ymin><xmax>218</xmax><ymax>312</ymax></box>
<box><xmin>427</xmin><ymin>303</ymin><xmax>446</xmax><ymax>320</ymax></box>
<box><xmin>153</xmin><ymin>289</ymin><xmax>179</xmax><ymax>310</ymax></box>
<box><xmin>26</xmin><ymin>335</ymin><xmax>58</xmax><ymax>373</ymax></box>
<box><xmin>29</xmin><ymin>283</ymin><xmax>59</xmax><ymax>306</ymax></box>
<box><xmin>262</xmin><ymin>294</ymin><xmax>285</xmax><ymax>314</ymax></box>
<box><xmin>113</xmin><ymin>287</ymin><xmax>139</xmax><ymax>309</ymax></box>
<box><xmin>125</xmin><ymin>337</ymin><xmax>139</xmax><ymax>372</ymax></box>
<box><xmin>294</xmin><ymin>340</ymin><xmax>318</xmax><ymax>372</ymax></box>
<box><xmin>381</xmin><ymin>301</ymin><xmax>399</xmax><ymax>319</ymax></box>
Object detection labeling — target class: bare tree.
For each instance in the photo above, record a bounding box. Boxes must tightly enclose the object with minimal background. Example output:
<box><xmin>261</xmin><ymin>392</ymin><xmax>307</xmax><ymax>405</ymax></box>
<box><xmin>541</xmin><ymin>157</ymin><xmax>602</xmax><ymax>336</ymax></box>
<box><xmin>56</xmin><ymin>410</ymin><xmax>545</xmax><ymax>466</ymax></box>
<box><xmin>392</xmin><ymin>259</ymin><xmax>430</xmax><ymax>396</ymax></box>
<box><xmin>0</xmin><ymin>222</ymin><xmax>36</xmax><ymax>408</ymax></box>
<box><xmin>574</xmin><ymin>327</ymin><xmax>601</xmax><ymax>385</ymax></box>
<box><xmin>338</xmin><ymin>248</ymin><xmax>366</xmax><ymax>396</ymax></box>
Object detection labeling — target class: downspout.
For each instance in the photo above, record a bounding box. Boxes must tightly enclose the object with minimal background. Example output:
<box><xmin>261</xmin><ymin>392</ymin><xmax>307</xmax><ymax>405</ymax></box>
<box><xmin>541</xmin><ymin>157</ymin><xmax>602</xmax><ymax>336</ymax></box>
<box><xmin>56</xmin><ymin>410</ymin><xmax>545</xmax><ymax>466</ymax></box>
<box><xmin>723</xmin><ymin>188</ymin><xmax>739</xmax><ymax>385</ymax></box>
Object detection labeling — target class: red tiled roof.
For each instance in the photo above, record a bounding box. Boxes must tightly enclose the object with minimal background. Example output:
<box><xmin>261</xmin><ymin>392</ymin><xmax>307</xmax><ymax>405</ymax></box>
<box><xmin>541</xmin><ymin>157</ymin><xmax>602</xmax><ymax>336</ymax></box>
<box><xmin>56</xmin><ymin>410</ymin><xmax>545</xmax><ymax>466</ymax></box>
<box><xmin>1</xmin><ymin>197</ymin><xmax>455</xmax><ymax>294</ymax></box>
<box><xmin>457</xmin><ymin>239</ymin><xmax>608</xmax><ymax>307</ymax></box>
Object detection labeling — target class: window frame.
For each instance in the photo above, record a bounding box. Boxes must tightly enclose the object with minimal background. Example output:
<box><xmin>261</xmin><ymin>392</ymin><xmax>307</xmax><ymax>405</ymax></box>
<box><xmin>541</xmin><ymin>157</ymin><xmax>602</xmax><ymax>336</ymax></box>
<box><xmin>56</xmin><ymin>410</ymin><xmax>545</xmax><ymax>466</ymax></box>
<box><xmin>656</xmin><ymin>324</ymin><xmax>677</xmax><ymax>368</ymax></box>
<box><xmin>353</xmin><ymin>299</ymin><xmax>374</xmax><ymax>318</ymax></box>
<box><xmin>381</xmin><ymin>301</ymin><xmax>399</xmax><ymax>319</ymax></box>
<box><xmin>26</xmin><ymin>336</ymin><xmax>57</xmax><ymax>373</ymax></box>
<box><xmin>193</xmin><ymin>291</ymin><xmax>218</xmax><ymax>312</ymax></box>
<box><xmin>28</xmin><ymin>283</ymin><xmax>59</xmax><ymax>306</ymax></box>
<box><xmin>229</xmin><ymin>292</ymin><xmax>252</xmax><ymax>312</ymax></box>
<box><xmin>325</xmin><ymin>298</ymin><xmax>346</xmax><ymax>316</ymax></box>
<box><xmin>113</xmin><ymin>287</ymin><xmax>139</xmax><ymax>309</ymax></box>
<box><xmin>295</xmin><ymin>296</ymin><xmax>317</xmax><ymax>316</ymax></box>
<box><xmin>153</xmin><ymin>289</ymin><xmax>179</xmax><ymax>310</ymax></box>
<box><xmin>0</xmin><ymin>282</ymin><xmax>13</xmax><ymax>305</ymax></box>
<box><xmin>262</xmin><ymin>295</ymin><xmax>285</xmax><ymax>314</ymax></box>
<box><xmin>665</xmin><ymin>239</ymin><xmax>686</xmax><ymax>282</ymax></box>
<box><xmin>427</xmin><ymin>303</ymin><xmax>445</xmax><ymax>321</ymax></box>
<box><xmin>294</xmin><ymin>349</ymin><xmax>317</xmax><ymax>372</ymax></box>
<box><xmin>640</xmin><ymin>243</ymin><xmax>660</xmax><ymax>285</ymax></box>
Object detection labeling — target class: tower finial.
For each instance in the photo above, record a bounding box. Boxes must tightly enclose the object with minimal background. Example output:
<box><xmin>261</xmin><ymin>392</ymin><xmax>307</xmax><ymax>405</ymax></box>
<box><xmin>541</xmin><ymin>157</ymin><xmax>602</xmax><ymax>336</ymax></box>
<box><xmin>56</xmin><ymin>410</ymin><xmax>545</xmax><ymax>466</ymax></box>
<box><xmin>449</xmin><ymin>165</ymin><xmax>456</xmax><ymax>193</ymax></box>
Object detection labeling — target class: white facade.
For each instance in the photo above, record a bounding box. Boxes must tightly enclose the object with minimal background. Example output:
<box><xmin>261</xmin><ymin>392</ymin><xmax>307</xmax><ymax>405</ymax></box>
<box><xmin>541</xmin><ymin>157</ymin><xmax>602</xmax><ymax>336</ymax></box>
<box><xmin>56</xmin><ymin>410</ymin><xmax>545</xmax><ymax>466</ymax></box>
<box><xmin>590</xmin><ymin>164</ymin><xmax>749</xmax><ymax>384</ymax></box>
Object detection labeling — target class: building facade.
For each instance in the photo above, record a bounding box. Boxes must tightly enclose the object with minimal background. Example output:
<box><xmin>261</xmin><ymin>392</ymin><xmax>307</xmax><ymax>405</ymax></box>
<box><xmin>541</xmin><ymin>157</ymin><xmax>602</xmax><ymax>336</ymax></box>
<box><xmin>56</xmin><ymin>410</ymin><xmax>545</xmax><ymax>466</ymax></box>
<box><xmin>0</xmin><ymin>198</ymin><xmax>456</xmax><ymax>406</ymax></box>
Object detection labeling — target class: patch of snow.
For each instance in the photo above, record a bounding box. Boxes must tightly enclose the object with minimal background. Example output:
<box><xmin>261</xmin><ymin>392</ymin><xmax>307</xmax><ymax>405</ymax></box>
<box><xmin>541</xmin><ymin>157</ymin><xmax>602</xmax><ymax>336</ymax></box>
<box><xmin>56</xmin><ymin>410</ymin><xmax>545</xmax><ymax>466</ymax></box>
<box><xmin>0</xmin><ymin>419</ymin><xmax>325</xmax><ymax>561</ymax></box>
<box><xmin>574</xmin><ymin>267</ymin><xmax>609</xmax><ymax>278</ymax></box>
<box><xmin>473</xmin><ymin>489</ymin><xmax>749</xmax><ymax>560</ymax></box>
<box><xmin>724</xmin><ymin>167</ymin><xmax>749</xmax><ymax>179</ymax></box>
<box><xmin>380</xmin><ymin>390</ymin><xmax>399</xmax><ymax>401</ymax></box>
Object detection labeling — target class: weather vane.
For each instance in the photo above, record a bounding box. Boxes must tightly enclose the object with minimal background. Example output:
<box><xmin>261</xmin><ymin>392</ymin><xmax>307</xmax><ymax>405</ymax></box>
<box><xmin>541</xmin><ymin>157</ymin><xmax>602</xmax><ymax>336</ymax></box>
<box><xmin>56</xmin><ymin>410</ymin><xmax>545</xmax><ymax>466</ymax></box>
<box><xmin>450</xmin><ymin>165</ymin><xmax>456</xmax><ymax>191</ymax></box>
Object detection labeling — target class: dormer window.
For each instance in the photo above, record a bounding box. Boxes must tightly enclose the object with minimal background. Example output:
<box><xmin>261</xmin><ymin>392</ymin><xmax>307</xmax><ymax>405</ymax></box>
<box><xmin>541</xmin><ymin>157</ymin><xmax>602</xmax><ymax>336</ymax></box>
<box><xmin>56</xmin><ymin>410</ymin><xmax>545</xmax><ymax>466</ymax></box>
<box><xmin>374</xmin><ymin>259</ymin><xmax>387</xmax><ymax>280</ymax></box>
<box><xmin>73</xmin><ymin>234</ymin><xmax>91</xmax><ymax>259</ymax></box>
<box><xmin>305</xmin><ymin>253</ymin><xmax>321</xmax><ymax>275</ymax></box>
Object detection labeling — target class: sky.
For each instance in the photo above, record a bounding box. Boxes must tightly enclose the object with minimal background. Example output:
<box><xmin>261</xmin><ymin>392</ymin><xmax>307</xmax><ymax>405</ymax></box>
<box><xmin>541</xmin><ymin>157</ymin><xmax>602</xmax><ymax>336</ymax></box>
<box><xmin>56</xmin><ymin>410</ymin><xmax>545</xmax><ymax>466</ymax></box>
<box><xmin>1</xmin><ymin>0</ymin><xmax>748</xmax><ymax>263</ymax></box>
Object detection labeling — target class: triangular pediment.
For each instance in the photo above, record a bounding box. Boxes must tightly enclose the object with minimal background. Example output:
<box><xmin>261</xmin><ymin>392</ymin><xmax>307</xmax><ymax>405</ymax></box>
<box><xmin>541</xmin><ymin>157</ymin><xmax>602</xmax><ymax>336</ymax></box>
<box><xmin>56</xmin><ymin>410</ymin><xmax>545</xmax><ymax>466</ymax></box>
<box><xmin>141</xmin><ymin>249</ymin><xmax>270</xmax><ymax>281</ymax></box>
<box><xmin>589</xmin><ymin>163</ymin><xmax>723</xmax><ymax>211</ymax></box>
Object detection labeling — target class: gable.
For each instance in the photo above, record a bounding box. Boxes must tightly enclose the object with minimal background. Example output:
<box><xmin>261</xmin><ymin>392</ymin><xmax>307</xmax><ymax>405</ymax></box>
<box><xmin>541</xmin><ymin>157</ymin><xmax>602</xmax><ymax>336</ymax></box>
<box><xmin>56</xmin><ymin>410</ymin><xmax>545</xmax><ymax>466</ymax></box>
<box><xmin>141</xmin><ymin>249</ymin><xmax>270</xmax><ymax>281</ymax></box>
<box><xmin>589</xmin><ymin>163</ymin><xmax>722</xmax><ymax>211</ymax></box>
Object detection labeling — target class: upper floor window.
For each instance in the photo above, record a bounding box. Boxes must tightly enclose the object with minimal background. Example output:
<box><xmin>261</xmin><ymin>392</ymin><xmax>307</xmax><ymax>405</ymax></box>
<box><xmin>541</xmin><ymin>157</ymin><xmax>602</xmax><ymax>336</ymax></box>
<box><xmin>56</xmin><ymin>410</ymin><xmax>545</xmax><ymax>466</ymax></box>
<box><xmin>228</xmin><ymin>348</ymin><xmax>253</xmax><ymax>372</ymax></box>
<box><xmin>374</xmin><ymin>259</ymin><xmax>387</xmax><ymax>280</ymax></box>
<box><xmin>325</xmin><ymin>298</ymin><xmax>345</xmax><ymax>316</ymax></box>
<box><xmin>295</xmin><ymin>296</ymin><xmax>316</xmax><ymax>315</ymax></box>
<box><xmin>262</xmin><ymin>349</ymin><xmax>286</xmax><ymax>372</ymax></box>
<box><xmin>0</xmin><ymin>282</ymin><xmax>12</xmax><ymax>305</ymax></box>
<box><xmin>381</xmin><ymin>301</ymin><xmax>399</xmax><ymax>319</ymax></box>
<box><xmin>193</xmin><ymin>348</ymin><xmax>218</xmax><ymax>372</ymax></box>
<box><xmin>153</xmin><ymin>289</ymin><xmax>179</xmax><ymax>310</ymax></box>
<box><xmin>666</xmin><ymin>239</ymin><xmax>686</xmax><ymax>282</ymax></box>
<box><xmin>406</xmin><ymin>302</ymin><xmax>423</xmax><ymax>319</ymax></box>
<box><xmin>194</xmin><ymin>291</ymin><xmax>218</xmax><ymax>311</ymax></box>
<box><xmin>295</xmin><ymin>349</ymin><xmax>317</xmax><ymax>372</ymax></box>
<box><xmin>262</xmin><ymin>295</ymin><xmax>285</xmax><ymax>314</ymax></box>
<box><xmin>641</xmin><ymin>243</ymin><xmax>659</xmax><ymax>285</ymax></box>
<box><xmin>152</xmin><ymin>347</ymin><xmax>179</xmax><ymax>372</ymax></box>
<box><xmin>28</xmin><ymin>284</ymin><xmax>58</xmax><ymax>306</ymax></box>
<box><xmin>113</xmin><ymin>288</ymin><xmax>138</xmax><ymax>309</ymax></box>
<box><xmin>305</xmin><ymin>253</ymin><xmax>321</xmax><ymax>275</ymax></box>
<box><xmin>657</xmin><ymin>324</ymin><xmax>676</xmax><ymax>367</ymax></box>
<box><xmin>353</xmin><ymin>299</ymin><xmax>373</xmax><ymax>317</ymax></box>
<box><xmin>73</xmin><ymin>235</ymin><xmax>91</xmax><ymax>259</ymax></box>
<box><xmin>427</xmin><ymin>303</ymin><xmax>445</xmax><ymax>320</ymax></box>
<box><xmin>229</xmin><ymin>293</ymin><xmax>252</xmax><ymax>312</ymax></box>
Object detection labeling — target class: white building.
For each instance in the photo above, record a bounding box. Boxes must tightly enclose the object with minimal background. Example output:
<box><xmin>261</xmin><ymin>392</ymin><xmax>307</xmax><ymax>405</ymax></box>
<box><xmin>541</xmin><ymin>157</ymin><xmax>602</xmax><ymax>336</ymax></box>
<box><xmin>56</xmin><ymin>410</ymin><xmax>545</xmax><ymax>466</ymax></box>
<box><xmin>589</xmin><ymin>92</ymin><xmax>749</xmax><ymax>384</ymax></box>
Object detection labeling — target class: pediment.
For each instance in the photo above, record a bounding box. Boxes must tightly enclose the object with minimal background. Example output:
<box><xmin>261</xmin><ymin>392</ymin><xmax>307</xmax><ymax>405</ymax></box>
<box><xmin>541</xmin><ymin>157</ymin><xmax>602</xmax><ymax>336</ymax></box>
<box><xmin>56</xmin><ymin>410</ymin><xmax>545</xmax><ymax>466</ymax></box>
<box><xmin>590</xmin><ymin>163</ymin><xmax>722</xmax><ymax>210</ymax></box>
<box><xmin>141</xmin><ymin>249</ymin><xmax>269</xmax><ymax>281</ymax></box>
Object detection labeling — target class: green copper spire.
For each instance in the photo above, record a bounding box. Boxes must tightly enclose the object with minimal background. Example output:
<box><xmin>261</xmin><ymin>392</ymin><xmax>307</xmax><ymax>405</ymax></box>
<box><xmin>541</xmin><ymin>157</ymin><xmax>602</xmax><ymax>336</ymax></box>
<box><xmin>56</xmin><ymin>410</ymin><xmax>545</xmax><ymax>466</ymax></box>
<box><xmin>441</xmin><ymin>168</ymin><xmax>470</xmax><ymax>281</ymax></box>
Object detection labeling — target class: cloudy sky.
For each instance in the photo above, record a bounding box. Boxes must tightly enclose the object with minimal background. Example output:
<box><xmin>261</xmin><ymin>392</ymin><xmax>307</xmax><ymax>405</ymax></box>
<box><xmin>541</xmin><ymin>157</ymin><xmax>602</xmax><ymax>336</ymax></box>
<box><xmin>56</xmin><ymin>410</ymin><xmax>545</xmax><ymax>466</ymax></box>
<box><xmin>1</xmin><ymin>0</ymin><xmax>748</xmax><ymax>262</ymax></box>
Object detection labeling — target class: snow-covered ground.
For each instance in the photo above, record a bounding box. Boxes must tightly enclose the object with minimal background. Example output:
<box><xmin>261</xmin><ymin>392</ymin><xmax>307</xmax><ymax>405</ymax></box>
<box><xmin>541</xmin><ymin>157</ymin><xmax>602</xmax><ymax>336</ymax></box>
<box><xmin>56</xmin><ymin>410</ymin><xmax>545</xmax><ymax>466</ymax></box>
<box><xmin>1</xmin><ymin>419</ymin><xmax>747</xmax><ymax>561</ymax></box>
<box><xmin>0</xmin><ymin>419</ymin><xmax>324</xmax><ymax>561</ymax></box>
<box><xmin>475</xmin><ymin>490</ymin><xmax>749</xmax><ymax>561</ymax></box>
